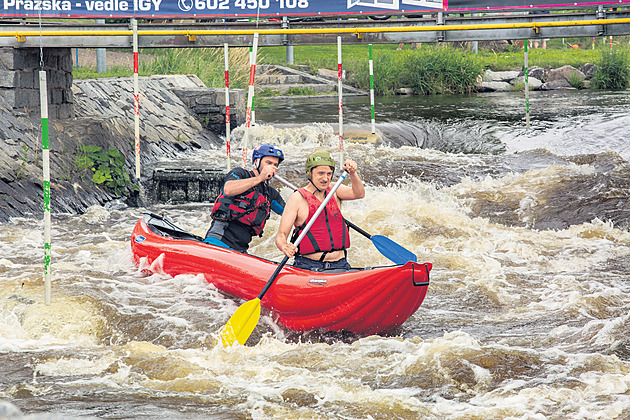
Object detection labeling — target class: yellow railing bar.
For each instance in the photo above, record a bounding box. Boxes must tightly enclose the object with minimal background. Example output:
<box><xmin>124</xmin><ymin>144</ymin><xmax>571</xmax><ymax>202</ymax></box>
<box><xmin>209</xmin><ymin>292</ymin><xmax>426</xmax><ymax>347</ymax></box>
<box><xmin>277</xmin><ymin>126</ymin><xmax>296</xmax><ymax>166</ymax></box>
<box><xmin>4</xmin><ymin>18</ymin><xmax>630</xmax><ymax>38</ymax></box>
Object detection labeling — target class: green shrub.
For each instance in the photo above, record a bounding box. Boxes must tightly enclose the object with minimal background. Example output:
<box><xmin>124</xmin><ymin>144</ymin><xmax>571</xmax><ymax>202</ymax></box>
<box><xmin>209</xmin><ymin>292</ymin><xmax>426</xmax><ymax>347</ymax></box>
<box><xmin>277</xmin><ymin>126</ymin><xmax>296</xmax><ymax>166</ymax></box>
<box><xmin>350</xmin><ymin>52</ymin><xmax>403</xmax><ymax>95</ymax></box>
<box><xmin>591</xmin><ymin>48</ymin><xmax>630</xmax><ymax>89</ymax></box>
<box><xmin>351</xmin><ymin>46</ymin><xmax>483</xmax><ymax>95</ymax></box>
<box><xmin>512</xmin><ymin>80</ymin><xmax>525</xmax><ymax>91</ymax></box>
<box><xmin>75</xmin><ymin>145</ymin><xmax>138</xmax><ymax>196</ymax></box>
<box><xmin>568</xmin><ymin>72</ymin><xmax>585</xmax><ymax>89</ymax></box>
<box><xmin>286</xmin><ymin>86</ymin><xmax>317</xmax><ymax>96</ymax></box>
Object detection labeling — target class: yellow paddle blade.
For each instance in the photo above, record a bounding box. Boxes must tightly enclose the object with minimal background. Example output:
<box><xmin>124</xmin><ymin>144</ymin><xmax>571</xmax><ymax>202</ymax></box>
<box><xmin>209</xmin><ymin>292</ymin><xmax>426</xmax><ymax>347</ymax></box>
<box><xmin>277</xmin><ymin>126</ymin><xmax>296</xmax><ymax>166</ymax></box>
<box><xmin>220</xmin><ymin>298</ymin><xmax>261</xmax><ymax>347</ymax></box>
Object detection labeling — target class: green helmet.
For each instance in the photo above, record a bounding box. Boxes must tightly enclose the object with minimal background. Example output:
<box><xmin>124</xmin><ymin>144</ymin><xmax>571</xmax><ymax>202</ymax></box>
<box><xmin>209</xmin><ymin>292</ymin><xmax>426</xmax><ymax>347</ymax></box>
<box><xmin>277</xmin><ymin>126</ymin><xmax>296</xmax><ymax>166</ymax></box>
<box><xmin>305</xmin><ymin>150</ymin><xmax>335</xmax><ymax>180</ymax></box>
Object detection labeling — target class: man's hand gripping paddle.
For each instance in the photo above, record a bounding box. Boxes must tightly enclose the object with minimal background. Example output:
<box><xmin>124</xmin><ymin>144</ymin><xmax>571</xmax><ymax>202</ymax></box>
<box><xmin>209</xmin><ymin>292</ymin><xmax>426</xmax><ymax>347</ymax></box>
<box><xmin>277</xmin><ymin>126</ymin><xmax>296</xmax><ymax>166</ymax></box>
<box><xmin>275</xmin><ymin>174</ymin><xmax>417</xmax><ymax>265</ymax></box>
<box><xmin>219</xmin><ymin>171</ymin><xmax>349</xmax><ymax>347</ymax></box>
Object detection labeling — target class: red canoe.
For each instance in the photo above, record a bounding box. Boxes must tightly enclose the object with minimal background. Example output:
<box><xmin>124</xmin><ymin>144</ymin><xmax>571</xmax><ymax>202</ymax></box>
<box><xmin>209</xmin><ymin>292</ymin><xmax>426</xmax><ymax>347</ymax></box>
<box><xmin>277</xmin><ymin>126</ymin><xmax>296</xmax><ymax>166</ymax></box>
<box><xmin>131</xmin><ymin>213</ymin><xmax>432</xmax><ymax>335</ymax></box>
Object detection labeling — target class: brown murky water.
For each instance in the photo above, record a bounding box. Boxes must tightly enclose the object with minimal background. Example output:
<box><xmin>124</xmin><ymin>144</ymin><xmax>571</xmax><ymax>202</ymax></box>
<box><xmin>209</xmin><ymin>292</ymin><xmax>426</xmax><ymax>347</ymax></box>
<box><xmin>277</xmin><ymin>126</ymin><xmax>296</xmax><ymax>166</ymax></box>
<box><xmin>2</xmin><ymin>91</ymin><xmax>630</xmax><ymax>419</ymax></box>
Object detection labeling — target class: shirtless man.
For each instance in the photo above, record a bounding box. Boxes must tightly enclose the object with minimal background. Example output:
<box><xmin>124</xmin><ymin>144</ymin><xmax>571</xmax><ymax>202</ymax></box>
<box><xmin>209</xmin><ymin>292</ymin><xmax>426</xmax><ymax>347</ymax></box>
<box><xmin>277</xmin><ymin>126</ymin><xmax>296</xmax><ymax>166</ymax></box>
<box><xmin>275</xmin><ymin>150</ymin><xmax>365</xmax><ymax>270</ymax></box>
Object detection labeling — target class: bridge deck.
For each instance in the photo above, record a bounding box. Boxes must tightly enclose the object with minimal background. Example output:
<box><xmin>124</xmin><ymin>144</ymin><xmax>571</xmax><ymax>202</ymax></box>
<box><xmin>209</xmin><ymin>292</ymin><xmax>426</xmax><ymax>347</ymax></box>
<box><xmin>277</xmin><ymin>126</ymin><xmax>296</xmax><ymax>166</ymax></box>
<box><xmin>2</xmin><ymin>9</ymin><xmax>630</xmax><ymax>48</ymax></box>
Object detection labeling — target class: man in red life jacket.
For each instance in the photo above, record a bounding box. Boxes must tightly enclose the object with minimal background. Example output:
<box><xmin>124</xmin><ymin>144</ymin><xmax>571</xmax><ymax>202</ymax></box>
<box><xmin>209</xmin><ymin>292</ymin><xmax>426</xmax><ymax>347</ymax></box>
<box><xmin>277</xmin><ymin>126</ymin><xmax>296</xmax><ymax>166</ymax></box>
<box><xmin>205</xmin><ymin>143</ymin><xmax>286</xmax><ymax>253</ymax></box>
<box><xmin>275</xmin><ymin>150</ymin><xmax>365</xmax><ymax>270</ymax></box>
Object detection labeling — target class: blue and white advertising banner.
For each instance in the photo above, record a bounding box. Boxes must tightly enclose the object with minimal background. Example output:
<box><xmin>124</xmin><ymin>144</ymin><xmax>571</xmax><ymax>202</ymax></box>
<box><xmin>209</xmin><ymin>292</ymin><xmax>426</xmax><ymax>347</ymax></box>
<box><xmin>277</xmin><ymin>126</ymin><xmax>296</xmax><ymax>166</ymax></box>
<box><xmin>1</xmin><ymin>0</ymin><xmax>443</xmax><ymax>18</ymax></box>
<box><xmin>446</xmin><ymin>0</ymin><xmax>630</xmax><ymax>11</ymax></box>
<box><xmin>2</xmin><ymin>0</ymin><xmax>627</xmax><ymax>18</ymax></box>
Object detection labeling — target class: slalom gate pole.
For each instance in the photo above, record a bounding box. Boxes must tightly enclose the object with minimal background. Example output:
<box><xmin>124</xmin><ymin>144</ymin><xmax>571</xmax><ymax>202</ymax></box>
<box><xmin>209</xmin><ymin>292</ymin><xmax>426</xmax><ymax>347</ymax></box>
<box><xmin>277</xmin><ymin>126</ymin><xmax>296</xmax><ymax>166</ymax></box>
<box><xmin>133</xmin><ymin>18</ymin><xmax>140</xmax><ymax>180</ymax></box>
<box><xmin>242</xmin><ymin>32</ymin><xmax>258</xmax><ymax>168</ymax></box>
<box><xmin>224</xmin><ymin>43</ymin><xmax>231</xmax><ymax>171</ymax></box>
<box><xmin>524</xmin><ymin>39</ymin><xmax>530</xmax><ymax>130</ymax></box>
<box><xmin>39</xmin><ymin>70</ymin><xmax>52</xmax><ymax>306</ymax></box>
<box><xmin>250</xmin><ymin>46</ymin><xmax>256</xmax><ymax>126</ymax></box>
<box><xmin>252</xmin><ymin>95</ymin><xmax>255</xmax><ymax>126</ymax></box>
<box><xmin>368</xmin><ymin>44</ymin><xmax>375</xmax><ymax>135</ymax></box>
<box><xmin>337</xmin><ymin>35</ymin><xmax>344</xmax><ymax>164</ymax></box>
<box><xmin>37</xmin><ymin>12</ymin><xmax>51</xmax><ymax>305</ymax></box>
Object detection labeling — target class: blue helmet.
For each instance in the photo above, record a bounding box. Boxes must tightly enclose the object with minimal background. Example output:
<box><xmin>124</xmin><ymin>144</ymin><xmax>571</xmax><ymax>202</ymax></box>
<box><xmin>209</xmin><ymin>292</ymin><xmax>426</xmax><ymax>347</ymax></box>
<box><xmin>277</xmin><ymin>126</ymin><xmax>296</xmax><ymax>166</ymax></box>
<box><xmin>252</xmin><ymin>143</ymin><xmax>284</xmax><ymax>164</ymax></box>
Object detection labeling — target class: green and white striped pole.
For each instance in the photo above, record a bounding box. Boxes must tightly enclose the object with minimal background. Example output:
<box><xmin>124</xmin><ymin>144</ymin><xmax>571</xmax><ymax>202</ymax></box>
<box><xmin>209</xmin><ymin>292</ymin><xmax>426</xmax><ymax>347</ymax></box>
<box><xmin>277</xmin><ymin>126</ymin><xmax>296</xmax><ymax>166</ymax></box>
<box><xmin>39</xmin><ymin>70</ymin><xmax>51</xmax><ymax>305</ymax></box>
<box><xmin>524</xmin><ymin>39</ymin><xmax>530</xmax><ymax>130</ymax></box>
<box><xmin>368</xmin><ymin>44</ymin><xmax>375</xmax><ymax>135</ymax></box>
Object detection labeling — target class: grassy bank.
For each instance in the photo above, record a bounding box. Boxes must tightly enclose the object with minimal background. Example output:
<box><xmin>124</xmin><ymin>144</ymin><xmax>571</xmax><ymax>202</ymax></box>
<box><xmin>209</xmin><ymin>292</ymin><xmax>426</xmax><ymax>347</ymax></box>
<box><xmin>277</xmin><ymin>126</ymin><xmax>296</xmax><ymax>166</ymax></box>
<box><xmin>260</xmin><ymin>43</ymin><xmax>628</xmax><ymax>92</ymax></box>
<box><xmin>73</xmin><ymin>39</ymin><xmax>630</xmax><ymax>94</ymax></box>
<box><xmin>73</xmin><ymin>47</ymin><xmax>252</xmax><ymax>89</ymax></box>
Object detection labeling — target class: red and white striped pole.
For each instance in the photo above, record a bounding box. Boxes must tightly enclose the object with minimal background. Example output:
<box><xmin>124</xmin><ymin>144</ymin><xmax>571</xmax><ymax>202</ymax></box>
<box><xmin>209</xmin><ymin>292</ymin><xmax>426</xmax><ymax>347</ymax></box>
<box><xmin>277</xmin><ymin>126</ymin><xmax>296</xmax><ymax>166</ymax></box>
<box><xmin>132</xmin><ymin>18</ymin><xmax>140</xmax><ymax>180</ymax></box>
<box><xmin>250</xmin><ymin>46</ymin><xmax>256</xmax><ymax>126</ymax></box>
<box><xmin>242</xmin><ymin>32</ymin><xmax>259</xmax><ymax>168</ymax></box>
<box><xmin>337</xmin><ymin>35</ymin><xmax>344</xmax><ymax>165</ymax></box>
<box><xmin>224</xmin><ymin>43</ymin><xmax>231</xmax><ymax>171</ymax></box>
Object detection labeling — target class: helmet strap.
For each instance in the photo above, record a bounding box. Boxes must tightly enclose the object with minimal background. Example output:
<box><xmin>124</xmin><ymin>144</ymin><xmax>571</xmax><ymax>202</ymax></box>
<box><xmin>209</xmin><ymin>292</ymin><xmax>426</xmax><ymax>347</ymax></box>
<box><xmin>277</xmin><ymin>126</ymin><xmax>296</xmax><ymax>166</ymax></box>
<box><xmin>309</xmin><ymin>179</ymin><xmax>323</xmax><ymax>193</ymax></box>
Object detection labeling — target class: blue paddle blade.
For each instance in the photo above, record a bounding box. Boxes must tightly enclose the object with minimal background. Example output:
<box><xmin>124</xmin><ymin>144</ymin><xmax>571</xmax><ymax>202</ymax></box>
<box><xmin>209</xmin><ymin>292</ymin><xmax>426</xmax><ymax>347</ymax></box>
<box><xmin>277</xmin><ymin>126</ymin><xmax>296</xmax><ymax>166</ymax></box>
<box><xmin>371</xmin><ymin>235</ymin><xmax>417</xmax><ymax>265</ymax></box>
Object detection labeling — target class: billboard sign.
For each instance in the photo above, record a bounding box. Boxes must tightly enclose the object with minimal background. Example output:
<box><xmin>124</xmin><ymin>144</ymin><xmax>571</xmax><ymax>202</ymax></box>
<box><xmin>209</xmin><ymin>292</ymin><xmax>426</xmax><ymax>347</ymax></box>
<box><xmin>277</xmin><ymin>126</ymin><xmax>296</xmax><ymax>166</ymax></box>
<box><xmin>0</xmin><ymin>0</ymin><xmax>443</xmax><ymax>18</ymax></box>
<box><xmin>445</xmin><ymin>0</ymin><xmax>630</xmax><ymax>11</ymax></box>
<box><xmin>1</xmin><ymin>0</ymin><xmax>626</xmax><ymax>18</ymax></box>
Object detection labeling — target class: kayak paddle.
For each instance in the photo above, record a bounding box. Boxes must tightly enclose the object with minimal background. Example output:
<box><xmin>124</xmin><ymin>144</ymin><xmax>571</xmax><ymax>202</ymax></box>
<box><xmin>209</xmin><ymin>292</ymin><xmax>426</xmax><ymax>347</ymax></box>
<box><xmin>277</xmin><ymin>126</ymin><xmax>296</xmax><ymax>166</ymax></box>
<box><xmin>342</xmin><ymin>218</ymin><xmax>417</xmax><ymax>265</ymax></box>
<box><xmin>274</xmin><ymin>174</ymin><xmax>417</xmax><ymax>265</ymax></box>
<box><xmin>220</xmin><ymin>171</ymin><xmax>349</xmax><ymax>347</ymax></box>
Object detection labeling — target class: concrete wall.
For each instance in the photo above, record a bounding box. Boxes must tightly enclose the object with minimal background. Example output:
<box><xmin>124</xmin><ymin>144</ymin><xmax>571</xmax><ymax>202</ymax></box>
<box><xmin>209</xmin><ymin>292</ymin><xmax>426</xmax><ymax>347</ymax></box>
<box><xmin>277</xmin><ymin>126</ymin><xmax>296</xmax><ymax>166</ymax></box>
<box><xmin>0</xmin><ymin>47</ymin><xmax>246</xmax><ymax>137</ymax></box>
<box><xmin>0</xmin><ymin>64</ymin><xmax>245</xmax><ymax>222</ymax></box>
<box><xmin>0</xmin><ymin>47</ymin><xmax>74</xmax><ymax>120</ymax></box>
<box><xmin>171</xmin><ymin>86</ymin><xmax>245</xmax><ymax>136</ymax></box>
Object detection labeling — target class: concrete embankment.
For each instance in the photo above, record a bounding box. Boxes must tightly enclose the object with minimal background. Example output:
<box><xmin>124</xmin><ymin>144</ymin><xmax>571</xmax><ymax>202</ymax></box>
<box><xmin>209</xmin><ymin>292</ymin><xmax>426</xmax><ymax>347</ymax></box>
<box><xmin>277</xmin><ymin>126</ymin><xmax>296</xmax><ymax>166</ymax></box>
<box><xmin>0</xmin><ymin>74</ymin><xmax>244</xmax><ymax>223</ymax></box>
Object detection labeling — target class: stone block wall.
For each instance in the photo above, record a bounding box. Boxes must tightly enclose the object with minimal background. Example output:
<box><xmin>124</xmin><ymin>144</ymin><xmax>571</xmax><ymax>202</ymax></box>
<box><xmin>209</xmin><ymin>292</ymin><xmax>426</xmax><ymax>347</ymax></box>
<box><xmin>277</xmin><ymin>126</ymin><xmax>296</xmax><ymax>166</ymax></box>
<box><xmin>171</xmin><ymin>87</ymin><xmax>245</xmax><ymax>136</ymax></box>
<box><xmin>0</xmin><ymin>47</ymin><xmax>74</xmax><ymax>119</ymax></box>
<box><xmin>152</xmin><ymin>166</ymin><xmax>226</xmax><ymax>204</ymax></box>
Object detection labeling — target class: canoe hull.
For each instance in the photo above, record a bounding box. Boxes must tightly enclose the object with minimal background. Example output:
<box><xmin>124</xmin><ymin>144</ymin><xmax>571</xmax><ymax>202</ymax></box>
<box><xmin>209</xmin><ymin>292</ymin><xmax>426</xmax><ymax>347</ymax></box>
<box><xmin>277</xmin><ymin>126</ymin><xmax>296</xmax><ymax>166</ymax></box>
<box><xmin>131</xmin><ymin>216</ymin><xmax>431</xmax><ymax>335</ymax></box>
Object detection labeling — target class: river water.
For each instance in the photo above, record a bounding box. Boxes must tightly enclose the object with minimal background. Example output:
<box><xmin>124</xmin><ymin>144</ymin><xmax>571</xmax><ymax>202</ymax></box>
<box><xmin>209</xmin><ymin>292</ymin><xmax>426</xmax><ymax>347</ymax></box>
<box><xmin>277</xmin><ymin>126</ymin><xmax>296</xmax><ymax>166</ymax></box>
<box><xmin>2</xmin><ymin>90</ymin><xmax>630</xmax><ymax>419</ymax></box>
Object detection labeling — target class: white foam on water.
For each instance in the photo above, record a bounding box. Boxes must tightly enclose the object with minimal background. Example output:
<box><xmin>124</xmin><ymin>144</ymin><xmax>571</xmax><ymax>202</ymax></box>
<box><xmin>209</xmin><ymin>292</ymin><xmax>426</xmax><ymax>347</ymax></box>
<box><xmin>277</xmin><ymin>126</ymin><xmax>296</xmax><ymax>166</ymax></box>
<box><xmin>2</xmin><ymin>122</ymin><xmax>630</xmax><ymax>419</ymax></box>
<box><xmin>503</xmin><ymin>113</ymin><xmax>630</xmax><ymax>161</ymax></box>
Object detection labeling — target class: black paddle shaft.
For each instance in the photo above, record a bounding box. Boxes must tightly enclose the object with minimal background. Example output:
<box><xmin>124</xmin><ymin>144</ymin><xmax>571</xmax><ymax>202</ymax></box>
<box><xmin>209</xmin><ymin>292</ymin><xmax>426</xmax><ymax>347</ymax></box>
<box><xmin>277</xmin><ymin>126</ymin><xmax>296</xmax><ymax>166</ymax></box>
<box><xmin>343</xmin><ymin>218</ymin><xmax>372</xmax><ymax>239</ymax></box>
<box><xmin>257</xmin><ymin>255</ymin><xmax>289</xmax><ymax>300</ymax></box>
<box><xmin>273</xmin><ymin>174</ymin><xmax>373</xmax><ymax>241</ymax></box>
<box><xmin>258</xmin><ymin>172</ymin><xmax>349</xmax><ymax>300</ymax></box>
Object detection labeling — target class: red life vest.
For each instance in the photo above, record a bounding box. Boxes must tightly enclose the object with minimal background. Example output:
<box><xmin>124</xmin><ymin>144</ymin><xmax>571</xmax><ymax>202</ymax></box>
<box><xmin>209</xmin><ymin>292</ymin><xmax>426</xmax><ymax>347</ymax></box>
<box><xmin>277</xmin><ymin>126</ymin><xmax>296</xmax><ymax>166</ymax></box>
<box><xmin>211</xmin><ymin>172</ymin><xmax>271</xmax><ymax>236</ymax></box>
<box><xmin>293</xmin><ymin>187</ymin><xmax>350</xmax><ymax>255</ymax></box>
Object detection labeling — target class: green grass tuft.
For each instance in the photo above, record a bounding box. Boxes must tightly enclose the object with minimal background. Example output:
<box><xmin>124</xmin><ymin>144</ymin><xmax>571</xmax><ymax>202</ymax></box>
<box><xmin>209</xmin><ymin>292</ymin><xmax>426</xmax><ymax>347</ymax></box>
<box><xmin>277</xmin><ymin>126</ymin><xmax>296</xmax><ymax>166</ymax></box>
<box><xmin>591</xmin><ymin>48</ymin><xmax>630</xmax><ymax>89</ymax></box>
